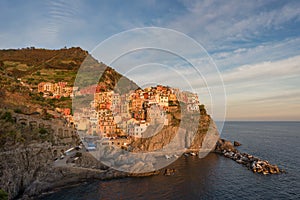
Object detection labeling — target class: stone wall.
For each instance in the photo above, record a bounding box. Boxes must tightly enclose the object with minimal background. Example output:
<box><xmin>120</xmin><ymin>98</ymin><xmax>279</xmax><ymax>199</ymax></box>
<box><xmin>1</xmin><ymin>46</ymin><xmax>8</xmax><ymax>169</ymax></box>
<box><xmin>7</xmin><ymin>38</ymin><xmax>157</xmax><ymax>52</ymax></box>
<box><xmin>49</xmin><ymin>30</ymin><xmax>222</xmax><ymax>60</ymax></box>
<box><xmin>12</xmin><ymin>113</ymin><xmax>79</xmax><ymax>145</ymax></box>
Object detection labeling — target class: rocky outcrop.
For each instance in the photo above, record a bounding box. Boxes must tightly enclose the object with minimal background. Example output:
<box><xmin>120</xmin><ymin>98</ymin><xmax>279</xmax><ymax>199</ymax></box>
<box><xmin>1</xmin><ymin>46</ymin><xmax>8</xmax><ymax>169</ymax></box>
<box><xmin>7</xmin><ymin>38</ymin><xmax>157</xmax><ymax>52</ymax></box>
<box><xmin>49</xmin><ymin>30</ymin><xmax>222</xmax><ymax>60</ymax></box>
<box><xmin>215</xmin><ymin>139</ymin><xmax>284</xmax><ymax>175</ymax></box>
<box><xmin>130</xmin><ymin>106</ymin><xmax>219</xmax><ymax>155</ymax></box>
<box><xmin>164</xmin><ymin>168</ymin><xmax>176</xmax><ymax>176</ymax></box>
<box><xmin>234</xmin><ymin>141</ymin><xmax>241</xmax><ymax>147</ymax></box>
<box><xmin>71</xmin><ymin>152</ymin><xmax>108</xmax><ymax>170</ymax></box>
<box><xmin>0</xmin><ymin>142</ymin><xmax>56</xmax><ymax>199</ymax></box>
<box><xmin>215</xmin><ymin>138</ymin><xmax>237</xmax><ymax>153</ymax></box>
<box><xmin>0</xmin><ymin>142</ymin><xmax>159</xmax><ymax>200</ymax></box>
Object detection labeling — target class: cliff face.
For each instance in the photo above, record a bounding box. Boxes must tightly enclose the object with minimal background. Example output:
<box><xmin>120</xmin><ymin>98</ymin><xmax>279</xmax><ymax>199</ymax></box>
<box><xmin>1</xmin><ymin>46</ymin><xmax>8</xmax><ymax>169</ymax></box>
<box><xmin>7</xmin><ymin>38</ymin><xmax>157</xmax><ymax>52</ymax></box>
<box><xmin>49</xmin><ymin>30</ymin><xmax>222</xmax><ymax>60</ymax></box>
<box><xmin>0</xmin><ymin>143</ymin><xmax>55</xmax><ymax>199</ymax></box>
<box><xmin>130</xmin><ymin>103</ymin><xmax>219</xmax><ymax>154</ymax></box>
<box><xmin>0</xmin><ymin>110</ymin><xmax>78</xmax><ymax>199</ymax></box>
<box><xmin>94</xmin><ymin>109</ymin><xmax>219</xmax><ymax>174</ymax></box>
<box><xmin>0</xmin><ymin>142</ymin><xmax>131</xmax><ymax>199</ymax></box>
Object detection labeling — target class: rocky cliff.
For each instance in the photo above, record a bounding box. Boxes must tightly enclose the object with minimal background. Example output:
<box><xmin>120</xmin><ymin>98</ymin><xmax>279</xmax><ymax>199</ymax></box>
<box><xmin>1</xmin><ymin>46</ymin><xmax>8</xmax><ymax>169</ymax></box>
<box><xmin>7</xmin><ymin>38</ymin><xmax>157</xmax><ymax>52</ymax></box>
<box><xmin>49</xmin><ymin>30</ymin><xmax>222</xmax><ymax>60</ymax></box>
<box><xmin>94</xmin><ymin>103</ymin><xmax>220</xmax><ymax>174</ymax></box>
<box><xmin>0</xmin><ymin>142</ymin><xmax>134</xmax><ymax>199</ymax></box>
<box><xmin>130</xmin><ymin>101</ymin><xmax>219</xmax><ymax>154</ymax></box>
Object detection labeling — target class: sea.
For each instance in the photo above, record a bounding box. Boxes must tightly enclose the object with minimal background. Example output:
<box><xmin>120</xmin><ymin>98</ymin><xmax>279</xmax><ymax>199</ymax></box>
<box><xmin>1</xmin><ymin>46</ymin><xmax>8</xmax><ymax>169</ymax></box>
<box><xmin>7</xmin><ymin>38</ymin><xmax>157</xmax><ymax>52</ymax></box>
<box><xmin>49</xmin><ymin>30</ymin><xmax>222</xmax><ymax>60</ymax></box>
<box><xmin>40</xmin><ymin>122</ymin><xmax>300</xmax><ymax>200</ymax></box>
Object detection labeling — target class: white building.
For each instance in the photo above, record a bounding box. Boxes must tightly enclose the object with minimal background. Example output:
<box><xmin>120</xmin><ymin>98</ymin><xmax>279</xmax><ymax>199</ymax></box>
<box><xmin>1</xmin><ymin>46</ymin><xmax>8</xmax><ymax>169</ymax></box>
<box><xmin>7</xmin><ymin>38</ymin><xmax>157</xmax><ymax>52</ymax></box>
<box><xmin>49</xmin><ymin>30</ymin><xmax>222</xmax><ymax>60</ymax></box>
<box><xmin>187</xmin><ymin>103</ymin><xmax>200</xmax><ymax>112</ymax></box>
<box><xmin>147</xmin><ymin>104</ymin><xmax>166</xmax><ymax>125</ymax></box>
<box><xmin>158</xmin><ymin>95</ymin><xmax>169</xmax><ymax>107</ymax></box>
<box><xmin>134</xmin><ymin>122</ymin><xmax>149</xmax><ymax>138</ymax></box>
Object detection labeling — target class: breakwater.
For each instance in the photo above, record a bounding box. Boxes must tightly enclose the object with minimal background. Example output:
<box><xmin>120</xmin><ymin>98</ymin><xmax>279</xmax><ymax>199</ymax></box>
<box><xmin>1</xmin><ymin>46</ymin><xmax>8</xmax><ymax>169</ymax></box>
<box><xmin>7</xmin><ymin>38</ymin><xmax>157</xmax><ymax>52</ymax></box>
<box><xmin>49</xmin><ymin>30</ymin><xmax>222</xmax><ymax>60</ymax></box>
<box><xmin>215</xmin><ymin>139</ymin><xmax>285</xmax><ymax>175</ymax></box>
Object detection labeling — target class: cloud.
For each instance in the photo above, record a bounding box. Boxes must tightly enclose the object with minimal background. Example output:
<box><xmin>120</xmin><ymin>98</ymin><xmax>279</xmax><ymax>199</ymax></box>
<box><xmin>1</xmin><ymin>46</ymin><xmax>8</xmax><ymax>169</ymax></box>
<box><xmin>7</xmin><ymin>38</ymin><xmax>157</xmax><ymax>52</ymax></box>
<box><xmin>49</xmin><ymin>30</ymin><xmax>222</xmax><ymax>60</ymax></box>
<box><xmin>167</xmin><ymin>0</ymin><xmax>300</xmax><ymax>51</ymax></box>
<box><xmin>222</xmin><ymin>55</ymin><xmax>300</xmax><ymax>84</ymax></box>
<box><xmin>220</xmin><ymin>55</ymin><xmax>300</xmax><ymax>120</ymax></box>
<box><xmin>211</xmin><ymin>37</ymin><xmax>300</xmax><ymax>70</ymax></box>
<box><xmin>1</xmin><ymin>0</ymin><xmax>299</xmax><ymax>53</ymax></box>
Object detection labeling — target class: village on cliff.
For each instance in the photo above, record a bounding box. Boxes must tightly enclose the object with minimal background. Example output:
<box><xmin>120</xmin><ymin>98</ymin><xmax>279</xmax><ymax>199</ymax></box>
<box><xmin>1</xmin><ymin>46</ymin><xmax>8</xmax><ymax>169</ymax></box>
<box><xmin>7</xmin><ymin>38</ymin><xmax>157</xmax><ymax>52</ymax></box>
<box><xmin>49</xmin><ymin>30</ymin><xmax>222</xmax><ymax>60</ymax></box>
<box><xmin>37</xmin><ymin>81</ymin><xmax>201</xmax><ymax>150</ymax></box>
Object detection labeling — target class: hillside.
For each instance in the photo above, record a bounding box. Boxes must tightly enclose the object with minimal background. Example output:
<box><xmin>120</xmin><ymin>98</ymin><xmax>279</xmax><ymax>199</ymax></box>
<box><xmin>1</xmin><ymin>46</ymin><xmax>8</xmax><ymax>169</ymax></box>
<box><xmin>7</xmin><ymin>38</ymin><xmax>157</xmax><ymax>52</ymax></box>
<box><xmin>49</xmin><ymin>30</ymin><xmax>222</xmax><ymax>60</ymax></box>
<box><xmin>0</xmin><ymin>47</ymin><xmax>137</xmax><ymax>112</ymax></box>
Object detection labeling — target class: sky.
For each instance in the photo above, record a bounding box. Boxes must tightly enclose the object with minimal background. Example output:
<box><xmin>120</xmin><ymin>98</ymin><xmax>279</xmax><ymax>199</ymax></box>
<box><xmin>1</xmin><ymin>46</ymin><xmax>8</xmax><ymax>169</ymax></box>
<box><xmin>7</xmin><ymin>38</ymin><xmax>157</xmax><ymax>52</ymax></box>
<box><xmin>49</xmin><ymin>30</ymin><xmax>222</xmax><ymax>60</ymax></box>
<box><xmin>0</xmin><ymin>0</ymin><xmax>299</xmax><ymax>121</ymax></box>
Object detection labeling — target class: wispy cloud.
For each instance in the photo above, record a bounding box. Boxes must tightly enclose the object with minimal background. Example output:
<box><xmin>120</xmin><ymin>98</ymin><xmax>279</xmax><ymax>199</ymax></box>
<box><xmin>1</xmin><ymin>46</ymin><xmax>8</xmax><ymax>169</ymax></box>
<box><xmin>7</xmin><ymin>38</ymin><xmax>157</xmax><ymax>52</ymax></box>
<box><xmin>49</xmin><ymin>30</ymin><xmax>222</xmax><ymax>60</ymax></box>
<box><xmin>212</xmin><ymin>37</ymin><xmax>300</xmax><ymax>70</ymax></box>
<box><xmin>221</xmin><ymin>56</ymin><xmax>300</xmax><ymax>120</ymax></box>
<box><xmin>168</xmin><ymin>0</ymin><xmax>300</xmax><ymax>51</ymax></box>
<box><xmin>222</xmin><ymin>55</ymin><xmax>300</xmax><ymax>84</ymax></box>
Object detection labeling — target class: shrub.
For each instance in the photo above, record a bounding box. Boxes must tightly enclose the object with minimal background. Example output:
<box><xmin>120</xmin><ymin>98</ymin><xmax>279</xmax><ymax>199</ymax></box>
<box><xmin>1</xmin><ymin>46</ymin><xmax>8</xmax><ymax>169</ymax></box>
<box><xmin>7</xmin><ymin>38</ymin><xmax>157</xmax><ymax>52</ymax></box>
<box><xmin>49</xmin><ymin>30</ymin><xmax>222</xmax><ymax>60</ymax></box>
<box><xmin>39</xmin><ymin>127</ymin><xmax>48</xmax><ymax>135</ymax></box>
<box><xmin>199</xmin><ymin>104</ymin><xmax>205</xmax><ymax>110</ymax></box>
<box><xmin>75</xmin><ymin>152</ymin><xmax>82</xmax><ymax>157</ymax></box>
<box><xmin>0</xmin><ymin>189</ymin><xmax>8</xmax><ymax>200</ymax></box>
<box><xmin>38</xmin><ymin>128</ymin><xmax>50</xmax><ymax>141</ymax></box>
<box><xmin>14</xmin><ymin>108</ymin><xmax>22</xmax><ymax>114</ymax></box>
<box><xmin>0</xmin><ymin>112</ymin><xmax>13</xmax><ymax>123</ymax></box>
<box><xmin>42</xmin><ymin>113</ymin><xmax>54</xmax><ymax>120</ymax></box>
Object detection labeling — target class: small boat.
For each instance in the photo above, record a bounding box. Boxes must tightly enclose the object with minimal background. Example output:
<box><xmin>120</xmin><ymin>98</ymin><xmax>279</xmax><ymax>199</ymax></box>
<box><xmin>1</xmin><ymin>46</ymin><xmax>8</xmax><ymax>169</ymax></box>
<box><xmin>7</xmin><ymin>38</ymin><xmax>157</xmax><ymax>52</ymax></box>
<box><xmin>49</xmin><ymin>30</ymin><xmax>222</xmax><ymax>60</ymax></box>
<box><xmin>190</xmin><ymin>152</ymin><xmax>196</xmax><ymax>156</ymax></box>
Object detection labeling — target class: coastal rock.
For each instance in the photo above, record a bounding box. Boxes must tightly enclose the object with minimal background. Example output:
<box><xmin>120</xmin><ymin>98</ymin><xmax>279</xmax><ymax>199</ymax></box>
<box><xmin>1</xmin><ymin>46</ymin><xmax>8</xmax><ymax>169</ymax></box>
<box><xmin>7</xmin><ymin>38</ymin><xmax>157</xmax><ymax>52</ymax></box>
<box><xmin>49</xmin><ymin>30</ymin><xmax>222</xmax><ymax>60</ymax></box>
<box><xmin>164</xmin><ymin>168</ymin><xmax>176</xmax><ymax>176</ymax></box>
<box><xmin>129</xmin><ymin>170</ymin><xmax>160</xmax><ymax>177</ymax></box>
<box><xmin>234</xmin><ymin>141</ymin><xmax>241</xmax><ymax>146</ymax></box>
<box><xmin>130</xmin><ymin>109</ymin><xmax>219</xmax><ymax>155</ymax></box>
<box><xmin>216</xmin><ymin>139</ymin><xmax>284</xmax><ymax>175</ymax></box>
<box><xmin>215</xmin><ymin>139</ymin><xmax>237</xmax><ymax>153</ymax></box>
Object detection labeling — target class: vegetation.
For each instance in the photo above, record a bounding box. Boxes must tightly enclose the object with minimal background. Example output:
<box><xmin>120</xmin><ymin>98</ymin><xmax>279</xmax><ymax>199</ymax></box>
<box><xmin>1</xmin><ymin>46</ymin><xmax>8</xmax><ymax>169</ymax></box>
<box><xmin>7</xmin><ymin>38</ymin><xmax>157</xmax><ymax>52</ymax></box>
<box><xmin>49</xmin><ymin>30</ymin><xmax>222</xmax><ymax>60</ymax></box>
<box><xmin>0</xmin><ymin>111</ymin><xmax>15</xmax><ymax>123</ymax></box>
<box><xmin>0</xmin><ymin>111</ymin><xmax>55</xmax><ymax>148</ymax></box>
<box><xmin>75</xmin><ymin>152</ymin><xmax>82</xmax><ymax>157</ymax></box>
<box><xmin>0</xmin><ymin>47</ymin><xmax>138</xmax><ymax>112</ymax></box>
<box><xmin>0</xmin><ymin>47</ymin><xmax>87</xmax><ymax>73</ymax></box>
<box><xmin>13</xmin><ymin>108</ymin><xmax>23</xmax><ymax>114</ymax></box>
<box><xmin>0</xmin><ymin>189</ymin><xmax>8</xmax><ymax>200</ymax></box>
<box><xmin>199</xmin><ymin>104</ymin><xmax>207</xmax><ymax>115</ymax></box>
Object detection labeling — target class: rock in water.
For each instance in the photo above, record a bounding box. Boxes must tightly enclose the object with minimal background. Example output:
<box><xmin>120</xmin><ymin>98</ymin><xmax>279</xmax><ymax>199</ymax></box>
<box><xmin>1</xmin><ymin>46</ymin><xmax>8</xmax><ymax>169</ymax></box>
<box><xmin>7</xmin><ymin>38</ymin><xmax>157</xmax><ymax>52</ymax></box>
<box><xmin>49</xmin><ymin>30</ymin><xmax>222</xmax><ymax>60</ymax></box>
<box><xmin>234</xmin><ymin>141</ymin><xmax>241</xmax><ymax>146</ymax></box>
<box><xmin>164</xmin><ymin>168</ymin><xmax>176</xmax><ymax>176</ymax></box>
<box><xmin>215</xmin><ymin>139</ymin><xmax>237</xmax><ymax>153</ymax></box>
<box><xmin>216</xmin><ymin>138</ymin><xmax>284</xmax><ymax>175</ymax></box>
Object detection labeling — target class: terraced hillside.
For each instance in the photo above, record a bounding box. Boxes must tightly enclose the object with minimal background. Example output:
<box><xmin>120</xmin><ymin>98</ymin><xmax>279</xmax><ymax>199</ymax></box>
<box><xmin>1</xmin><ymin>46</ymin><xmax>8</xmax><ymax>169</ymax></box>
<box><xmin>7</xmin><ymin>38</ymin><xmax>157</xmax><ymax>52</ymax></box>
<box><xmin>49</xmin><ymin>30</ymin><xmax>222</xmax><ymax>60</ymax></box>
<box><xmin>0</xmin><ymin>47</ymin><xmax>137</xmax><ymax>112</ymax></box>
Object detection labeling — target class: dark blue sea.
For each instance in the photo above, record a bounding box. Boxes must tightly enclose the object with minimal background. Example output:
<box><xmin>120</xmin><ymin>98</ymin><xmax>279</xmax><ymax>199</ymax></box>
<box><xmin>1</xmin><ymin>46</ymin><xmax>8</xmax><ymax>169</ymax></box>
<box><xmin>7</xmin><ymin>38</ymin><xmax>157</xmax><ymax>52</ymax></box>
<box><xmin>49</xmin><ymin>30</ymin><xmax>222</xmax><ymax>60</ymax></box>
<box><xmin>40</xmin><ymin>122</ymin><xmax>300</xmax><ymax>200</ymax></box>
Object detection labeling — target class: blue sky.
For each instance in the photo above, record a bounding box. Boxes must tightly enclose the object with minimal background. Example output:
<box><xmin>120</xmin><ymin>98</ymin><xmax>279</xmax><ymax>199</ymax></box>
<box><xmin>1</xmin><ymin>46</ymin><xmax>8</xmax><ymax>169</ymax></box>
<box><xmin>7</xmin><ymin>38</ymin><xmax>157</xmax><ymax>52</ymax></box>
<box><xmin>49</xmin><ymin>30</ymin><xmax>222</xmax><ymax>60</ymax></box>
<box><xmin>0</xmin><ymin>0</ymin><xmax>299</xmax><ymax>120</ymax></box>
